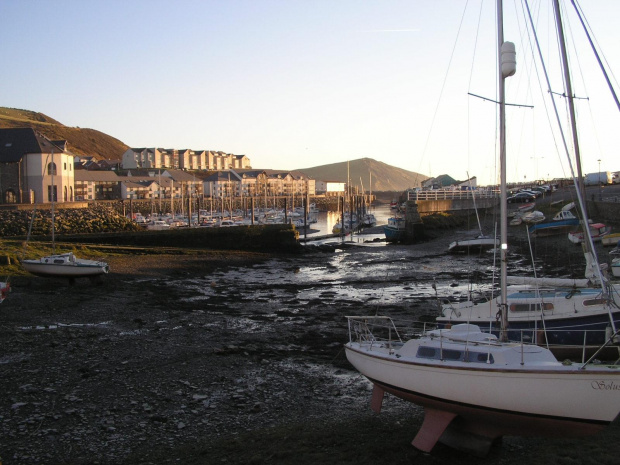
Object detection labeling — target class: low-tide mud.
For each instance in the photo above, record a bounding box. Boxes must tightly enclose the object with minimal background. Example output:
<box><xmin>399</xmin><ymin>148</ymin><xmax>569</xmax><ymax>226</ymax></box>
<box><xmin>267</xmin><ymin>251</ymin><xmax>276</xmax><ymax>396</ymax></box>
<box><xmin>2</xmin><ymin>217</ymin><xmax>620</xmax><ymax>464</ymax></box>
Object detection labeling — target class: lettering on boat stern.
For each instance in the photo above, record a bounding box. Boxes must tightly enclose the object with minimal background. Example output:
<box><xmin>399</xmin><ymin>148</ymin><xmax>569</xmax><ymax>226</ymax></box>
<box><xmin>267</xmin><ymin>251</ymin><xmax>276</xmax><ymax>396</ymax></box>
<box><xmin>591</xmin><ymin>380</ymin><xmax>620</xmax><ymax>391</ymax></box>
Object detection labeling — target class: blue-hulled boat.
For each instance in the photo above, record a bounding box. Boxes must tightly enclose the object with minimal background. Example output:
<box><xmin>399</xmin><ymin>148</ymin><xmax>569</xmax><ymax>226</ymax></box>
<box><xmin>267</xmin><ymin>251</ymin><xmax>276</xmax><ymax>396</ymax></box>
<box><xmin>527</xmin><ymin>209</ymin><xmax>580</xmax><ymax>237</ymax></box>
<box><xmin>383</xmin><ymin>217</ymin><xmax>406</xmax><ymax>242</ymax></box>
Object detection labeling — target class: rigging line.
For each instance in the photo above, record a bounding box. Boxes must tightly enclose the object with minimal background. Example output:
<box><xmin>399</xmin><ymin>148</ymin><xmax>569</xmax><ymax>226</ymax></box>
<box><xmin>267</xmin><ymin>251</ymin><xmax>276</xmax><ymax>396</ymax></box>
<box><xmin>523</xmin><ymin>2</ymin><xmax>580</xmax><ymax>202</ymax></box>
<box><xmin>517</xmin><ymin>0</ymin><xmax>571</xmax><ymax>182</ymax></box>
<box><xmin>466</xmin><ymin>0</ymin><xmax>484</xmax><ymax>180</ymax></box>
<box><xmin>525</xmin><ymin>223</ymin><xmax>550</xmax><ymax>349</ymax></box>
<box><xmin>417</xmin><ymin>0</ymin><xmax>471</xmax><ymax>170</ymax></box>
<box><xmin>570</xmin><ymin>0</ymin><xmax>620</xmax><ymax>112</ymax></box>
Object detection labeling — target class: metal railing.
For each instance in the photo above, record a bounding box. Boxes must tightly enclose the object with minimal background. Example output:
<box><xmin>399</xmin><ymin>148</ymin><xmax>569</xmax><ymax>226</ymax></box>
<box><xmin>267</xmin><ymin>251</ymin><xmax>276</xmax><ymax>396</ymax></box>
<box><xmin>408</xmin><ymin>189</ymin><xmax>500</xmax><ymax>201</ymax></box>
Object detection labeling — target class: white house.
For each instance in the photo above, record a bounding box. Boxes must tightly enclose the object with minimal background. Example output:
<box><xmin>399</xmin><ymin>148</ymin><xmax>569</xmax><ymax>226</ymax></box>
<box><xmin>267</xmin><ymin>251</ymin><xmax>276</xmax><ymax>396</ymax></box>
<box><xmin>0</xmin><ymin>128</ymin><xmax>74</xmax><ymax>204</ymax></box>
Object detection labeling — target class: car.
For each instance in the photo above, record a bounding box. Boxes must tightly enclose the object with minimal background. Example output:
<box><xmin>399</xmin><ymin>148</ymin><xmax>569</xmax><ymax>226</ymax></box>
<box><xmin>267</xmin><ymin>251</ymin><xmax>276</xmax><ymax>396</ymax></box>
<box><xmin>507</xmin><ymin>192</ymin><xmax>535</xmax><ymax>203</ymax></box>
<box><xmin>519</xmin><ymin>189</ymin><xmax>542</xmax><ymax>197</ymax></box>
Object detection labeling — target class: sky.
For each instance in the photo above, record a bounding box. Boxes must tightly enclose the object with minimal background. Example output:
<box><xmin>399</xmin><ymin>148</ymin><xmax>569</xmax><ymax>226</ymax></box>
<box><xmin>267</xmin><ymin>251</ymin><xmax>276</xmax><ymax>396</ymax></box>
<box><xmin>1</xmin><ymin>0</ymin><xmax>619</xmax><ymax>186</ymax></box>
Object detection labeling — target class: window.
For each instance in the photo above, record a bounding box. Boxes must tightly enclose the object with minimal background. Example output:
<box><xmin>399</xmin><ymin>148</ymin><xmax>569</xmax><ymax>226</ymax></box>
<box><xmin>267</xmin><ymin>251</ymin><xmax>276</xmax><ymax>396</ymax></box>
<box><xmin>4</xmin><ymin>189</ymin><xmax>17</xmax><ymax>203</ymax></box>
<box><xmin>416</xmin><ymin>346</ymin><xmax>494</xmax><ymax>364</ymax></box>
<box><xmin>510</xmin><ymin>302</ymin><xmax>553</xmax><ymax>312</ymax></box>
<box><xmin>584</xmin><ymin>298</ymin><xmax>609</xmax><ymax>307</ymax></box>
<box><xmin>47</xmin><ymin>162</ymin><xmax>57</xmax><ymax>176</ymax></box>
<box><xmin>47</xmin><ymin>185</ymin><xmax>57</xmax><ymax>202</ymax></box>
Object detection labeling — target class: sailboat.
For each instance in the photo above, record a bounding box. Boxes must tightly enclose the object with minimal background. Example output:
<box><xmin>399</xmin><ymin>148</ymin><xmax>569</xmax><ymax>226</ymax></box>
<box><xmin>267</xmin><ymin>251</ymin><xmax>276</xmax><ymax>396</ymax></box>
<box><xmin>439</xmin><ymin>4</ymin><xmax>620</xmax><ymax>356</ymax></box>
<box><xmin>448</xmin><ymin>175</ymin><xmax>498</xmax><ymax>253</ymax></box>
<box><xmin>21</xmin><ymin>149</ymin><xmax>109</xmax><ymax>280</ymax></box>
<box><xmin>344</xmin><ymin>0</ymin><xmax>620</xmax><ymax>455</ymax></box>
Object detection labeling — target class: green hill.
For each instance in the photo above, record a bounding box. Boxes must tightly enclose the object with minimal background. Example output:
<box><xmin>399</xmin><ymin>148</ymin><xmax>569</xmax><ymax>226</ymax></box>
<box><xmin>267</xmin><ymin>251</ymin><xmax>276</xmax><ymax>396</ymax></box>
<box><xmin>297</xmin><ymin>157</ymin><xmax>428</xmax><ymax>193</ymax></box>
<box><xmin>0</xmin><ymin>107</ymin><xmax>128</xmax><ymax>160</ymax></box>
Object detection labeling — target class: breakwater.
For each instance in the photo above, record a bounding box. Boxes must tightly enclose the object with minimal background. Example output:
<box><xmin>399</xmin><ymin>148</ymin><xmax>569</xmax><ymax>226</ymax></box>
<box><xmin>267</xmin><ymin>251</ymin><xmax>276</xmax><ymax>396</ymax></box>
<box><xmin>55</xmin><ymin>224</ymin><xmax>301</xmax><ymax>253</ymax></box>
<box><xmin>0</xmin><ymin>204</ymin><xmax>301</xmax><ymax>253</ymax></box>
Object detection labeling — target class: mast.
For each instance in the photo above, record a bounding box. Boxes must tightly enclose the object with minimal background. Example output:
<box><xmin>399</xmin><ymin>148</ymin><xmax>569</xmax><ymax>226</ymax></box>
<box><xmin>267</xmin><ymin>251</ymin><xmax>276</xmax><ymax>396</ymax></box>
<box><xmin>553</xmin><ymin>0</ymin><xmax>588</xmax><ymax>221</ymax></box>
<box><xmin>497</xmin><ymin>0</ymin><xmax>516</xmax><ymax>341</ymax></box>
<box><xmin>553</xmin><ymin>0</ymin><xmax>611</xmax><ymax>331</ymax></box>
<box><xmin>51</xmin><ymin>149</ymin><xmax>55</xmax><ymax>254</ymax></box>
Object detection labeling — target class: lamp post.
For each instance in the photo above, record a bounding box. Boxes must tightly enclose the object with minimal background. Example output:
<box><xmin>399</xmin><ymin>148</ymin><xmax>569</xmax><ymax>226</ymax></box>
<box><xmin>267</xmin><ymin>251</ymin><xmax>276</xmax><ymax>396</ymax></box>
<box><xmin>598</xmin><ymin>159</ymin><xmax>602</xmax><ymax>200</ymax></box>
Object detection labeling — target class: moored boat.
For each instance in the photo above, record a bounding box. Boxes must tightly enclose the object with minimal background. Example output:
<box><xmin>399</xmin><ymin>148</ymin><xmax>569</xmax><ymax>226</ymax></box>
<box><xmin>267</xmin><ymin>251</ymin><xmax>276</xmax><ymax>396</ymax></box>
<box><xmin>568</xmin><ymin>223</ymin><xmax>611</xmax><ymax>244</ymax></box>
<box><xmin>527</xmin><ymin>209</ymin><xmax>579</xmax><ymax>236</ymax></box>
<box><xmin>22</xmin><ymin>252</ymin><xmax>109</xmax><ymax>278</ymax></box>
<box><xmin>448</xmin><ymin>234</ymin><xmax>497</xmax><ymax>253</ymax></box>
<box><xmin>383</xmin><ymin>217</ymin><xmax>406</xmax><ymax>242</ymax></box>
<box><xmin>522</xmin><ymin>210</ymin><xmax>545</xmax><ymax>224</ymax></box>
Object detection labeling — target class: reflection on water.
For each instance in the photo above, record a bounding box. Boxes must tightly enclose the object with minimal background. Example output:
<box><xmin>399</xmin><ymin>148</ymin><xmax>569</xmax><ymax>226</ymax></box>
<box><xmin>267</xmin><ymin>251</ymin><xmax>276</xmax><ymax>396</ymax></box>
<box><xmin>304</xmin><ymin>204</ymin><xmax>393</xmax><ymax>237</ymax></box>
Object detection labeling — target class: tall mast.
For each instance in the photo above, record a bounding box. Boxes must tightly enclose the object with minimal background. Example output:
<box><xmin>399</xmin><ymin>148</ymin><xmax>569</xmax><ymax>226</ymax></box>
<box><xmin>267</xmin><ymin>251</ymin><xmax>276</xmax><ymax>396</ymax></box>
<box><xmin>553</xmin><ymin>0</ymin><xmax>588</xmax><ymax>219</ymax></box>
<box><xmin>51</xmin><ymin>149</ymin><xmax>55</xmax><ymax>254</ymax></box>
<box><xmin>497</xmin><ymin>0</ymin><xmax>516</xmax><ymax>341</ymax></box>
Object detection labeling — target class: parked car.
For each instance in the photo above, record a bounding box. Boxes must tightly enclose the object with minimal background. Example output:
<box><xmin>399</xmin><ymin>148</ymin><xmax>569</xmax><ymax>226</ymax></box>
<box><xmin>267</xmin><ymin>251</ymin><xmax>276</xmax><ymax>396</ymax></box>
<box><xmin>519</xmin><ymin>189</ymin><xmax>542</xmax><ymax>198</ymax></box>
<box><xmin>508</xmin><ymin>192</ymin><xmax>535</xmax><ymax>203</ymax></box>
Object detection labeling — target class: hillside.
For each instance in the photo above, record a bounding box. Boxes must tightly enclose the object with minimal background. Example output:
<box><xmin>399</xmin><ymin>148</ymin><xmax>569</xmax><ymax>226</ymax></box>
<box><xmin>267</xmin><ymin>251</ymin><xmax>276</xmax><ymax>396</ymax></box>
<box><xmin>0</xmin><ymin>107</ymin><xmax>128</xmax><ymax>160</ymax></box>
<box><xmin>297</xmin><ymin>158</ymin><xmax>428</xmax><ymax>192</ymax></box>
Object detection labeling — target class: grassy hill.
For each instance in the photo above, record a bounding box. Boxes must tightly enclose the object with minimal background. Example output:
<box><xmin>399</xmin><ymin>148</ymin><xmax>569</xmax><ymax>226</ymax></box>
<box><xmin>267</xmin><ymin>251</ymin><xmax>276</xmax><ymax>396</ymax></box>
<box><xmin>297</xmin><ymin>157</ymin><xmax>428</xmax><ymax>193</ymax></box>
<box><xmin>0</xmin><ymin>107</ymin><xmax>128</xmax><ymax>160</ymax></box>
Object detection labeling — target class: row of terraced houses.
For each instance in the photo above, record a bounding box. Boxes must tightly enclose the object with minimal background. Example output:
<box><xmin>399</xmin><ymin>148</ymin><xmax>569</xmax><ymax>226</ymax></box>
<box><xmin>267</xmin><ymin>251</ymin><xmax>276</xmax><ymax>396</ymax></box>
<box><xmin>0</xmin><ymin>128</ymin><xmax>324</xmax><ymax>205</ymax></box>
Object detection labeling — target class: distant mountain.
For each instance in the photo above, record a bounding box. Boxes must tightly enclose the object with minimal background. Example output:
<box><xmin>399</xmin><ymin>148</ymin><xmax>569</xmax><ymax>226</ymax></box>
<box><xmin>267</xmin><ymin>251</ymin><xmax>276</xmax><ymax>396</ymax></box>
<box><xmin>297</xmin><ymin>158</ymin><xmax>428</xmax><ymax>192</ymax></box>
<box><xmin>0</xmin><ymin>107</ymin><xmax>128</xmax><ymax>160</ymax></box>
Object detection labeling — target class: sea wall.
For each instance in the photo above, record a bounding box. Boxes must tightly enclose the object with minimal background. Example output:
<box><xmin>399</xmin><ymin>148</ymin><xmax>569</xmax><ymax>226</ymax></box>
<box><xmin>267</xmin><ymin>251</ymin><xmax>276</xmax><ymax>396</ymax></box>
<box><xmin>415</xmin><ymin>197</ymin><xmax>499</xmax><ymax>214</ymax></box>
<box><xmin>50</xmin><ymin>224</ymin><xmax>302</xmax><ymax>253</ymax></box>
<box><xmin>587</xmin><ymin>200</ymin><xmax>620</xmax><ymax>226</ymax></box>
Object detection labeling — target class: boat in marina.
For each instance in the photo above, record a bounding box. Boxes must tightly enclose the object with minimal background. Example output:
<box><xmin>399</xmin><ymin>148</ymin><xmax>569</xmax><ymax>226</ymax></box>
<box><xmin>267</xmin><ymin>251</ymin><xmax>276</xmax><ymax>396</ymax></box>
<box><xmin>146</xmin><ymin>220</ymin><xmax>171</xmax><ymax>230</ymax></box>
<box><xmin>383</xmin><ymin>217</ymin><xmax>406</xmax><ymax>242</ymax></box>
<box><xmin>527</xmin><ymin>209</ymin><xmax>579</xmax><ymax>236</ymax></box>
<box><xmin>568</xmin><ymin>222</ymin><xmax>611</xmax><ymax>244</ymax></box>
<box><xmin>521</xmin><ymin>210</ymin><xmax>545</xmax><ymax>224</ymax></box>
<box><xmin>601</xmin><ymin>232</ymin><xmax>620</xmax><ymax>247</ymax></box>
<box><xmin>344</xmin><ymin>0</ymin><xmax>620</xmax><ymax>455</ymax></box>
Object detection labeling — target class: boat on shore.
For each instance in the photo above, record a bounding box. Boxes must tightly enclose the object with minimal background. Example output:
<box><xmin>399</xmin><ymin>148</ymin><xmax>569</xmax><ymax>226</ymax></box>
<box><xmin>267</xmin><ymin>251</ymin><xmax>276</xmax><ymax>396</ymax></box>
<box><xmin>522</xmin><ymin>210</ymin><xmax>545</xmax><ymax>224</ymax></box>
<box><xmin>22</xmin><ymin>252</ymin><xmax>109</xmax><ymax>279</ymax></box>
<box><xmin>528</xmin><ymin>209</ymin><xmax>580</xmax><ymax>237</ymax></box>
<box><xmin>21</xmin><ymin>148</ymin><xmax>110</xmax><ymax>281</ymax></box>
<box><xmin>601</xmin><ymin>232</ymin><xmax>620</xmax><ymax>246</ymax></box>
<box><xmin>568</xmin><ymin>223</ymin><xmax>611</xmax><ymax>244</ymax></box>
<box><xmin>383</xmin><ymin>217</ymin><xmax>406</xmax><ymax>242</ymax></box>
<box><xmin>344</xmin><ymin>0</ymin><xmax>620</xmax><ymax>455</ymax></box>
<box><xmin>447</xmin><ymin>234</ymin><xmax>497</xmax><ymax>253</ymax></box>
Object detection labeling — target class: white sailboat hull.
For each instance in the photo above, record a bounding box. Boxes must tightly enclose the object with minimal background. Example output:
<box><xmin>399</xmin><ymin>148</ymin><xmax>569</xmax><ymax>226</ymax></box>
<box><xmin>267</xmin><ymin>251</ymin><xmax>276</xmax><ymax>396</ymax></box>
<box><xmin>345</xmin><ymin>343</ymin><xmax>619</xmax><ymax>434</ymax></box>
<box><xmin>22</xmin><ymin>253</ymin><xmax>109</xmax><ymax>278</ymax></box>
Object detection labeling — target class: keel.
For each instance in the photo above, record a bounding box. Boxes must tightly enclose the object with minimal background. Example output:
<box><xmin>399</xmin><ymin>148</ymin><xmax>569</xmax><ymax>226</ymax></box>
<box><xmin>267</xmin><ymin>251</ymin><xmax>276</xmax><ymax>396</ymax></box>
<box><xmin>412</xmin><ymin>408</ymin><xmax>457</xmax><ymax>452</ymax></box>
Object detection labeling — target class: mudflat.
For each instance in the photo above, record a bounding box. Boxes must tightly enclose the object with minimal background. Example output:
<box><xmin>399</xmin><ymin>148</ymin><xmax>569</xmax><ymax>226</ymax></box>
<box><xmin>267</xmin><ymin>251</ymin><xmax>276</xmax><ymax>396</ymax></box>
<box><xmin>1</xmin><ymin>228</ymin><xmax>620</xmax><ymax>464</ymax></box>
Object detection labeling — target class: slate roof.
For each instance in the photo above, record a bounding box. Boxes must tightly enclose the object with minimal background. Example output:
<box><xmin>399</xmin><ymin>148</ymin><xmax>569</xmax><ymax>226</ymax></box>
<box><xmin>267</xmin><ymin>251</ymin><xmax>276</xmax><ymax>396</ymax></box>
<box><xmin>0</xmin><ymin>128</ymin><xmax>63</xmax><ymax>163</ymax></box>
<box><xmin>74</xmin><ymin>171</ymin><xmax>122</xmax><ymax>182</ymax></box>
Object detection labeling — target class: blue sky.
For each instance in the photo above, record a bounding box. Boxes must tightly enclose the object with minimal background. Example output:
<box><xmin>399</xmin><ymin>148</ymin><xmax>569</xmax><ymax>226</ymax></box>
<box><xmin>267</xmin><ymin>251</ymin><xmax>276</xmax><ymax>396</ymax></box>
<box><xmin>1</xmin><ymin>0</ymin><xmax>619</xmax><ymax>185</ymax></box>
